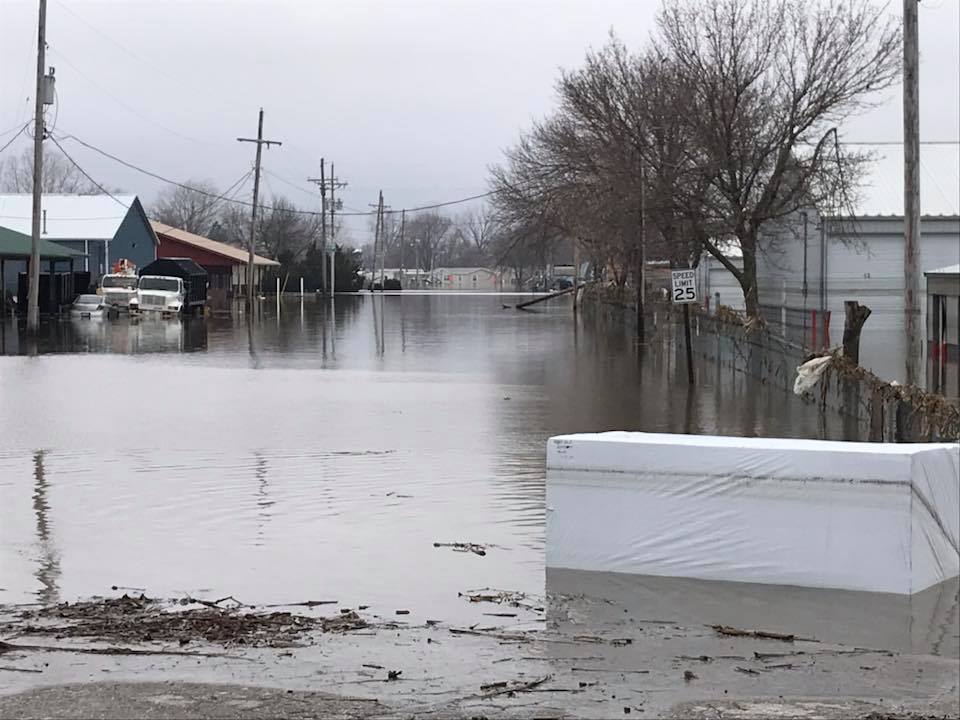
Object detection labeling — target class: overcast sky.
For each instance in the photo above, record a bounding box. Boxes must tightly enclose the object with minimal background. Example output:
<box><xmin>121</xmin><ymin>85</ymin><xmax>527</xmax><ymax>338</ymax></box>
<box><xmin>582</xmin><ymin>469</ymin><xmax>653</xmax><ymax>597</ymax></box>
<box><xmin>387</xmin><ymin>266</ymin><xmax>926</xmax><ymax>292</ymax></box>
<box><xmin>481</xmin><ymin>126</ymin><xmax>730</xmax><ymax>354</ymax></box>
<box><xmin>1</xmin><ymin>0</ymin><xmax>958</xmax><ymax>242</ymax></box>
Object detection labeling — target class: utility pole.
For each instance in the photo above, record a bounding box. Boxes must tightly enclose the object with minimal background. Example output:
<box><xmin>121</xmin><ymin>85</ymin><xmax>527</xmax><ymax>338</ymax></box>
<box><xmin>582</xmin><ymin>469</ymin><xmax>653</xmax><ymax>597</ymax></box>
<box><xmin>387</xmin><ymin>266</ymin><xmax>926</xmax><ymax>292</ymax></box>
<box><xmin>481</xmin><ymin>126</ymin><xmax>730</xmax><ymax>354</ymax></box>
<box><xmin>637</xmin><ymin>159</ymin><xmax>647</xmax><ymax>342</ymax></box>
<box><xmin>573</xmin><ymin>238</ymin><xmax>581</xmax><ymax>313</ymax></box>
<box><xmin>237</xmin><ymin>108</ymin><xmax>281</xmax><ymax>312</ymax></box>
<box><xmin>369</xmin><ymin>193</ymin><xmax>382</xmax><ymax>290</ymax></box>
<box><xmin>26</xmin><ymin>0</ymin><xmax>48</xmax><ymax>334</ymax></box>
<box><xmin>308</xmin><ymin>159</ymin><xmax>328</xmax><ymax>294</ymax></box>
<box><xmin>308</xmin><ymin>161</ymin><xmax>347</xmax><ymax>295</ymax></box>
<box><xmin>398</xmin><ymin>209</ymin><xmax>406</xmax><ymax>289</ymax></box>
<box><xmin>368</xmin><ymin>191</ymin><xmax>390</xmax><ymax>290</ymax></box>
<box><xmin>379</xmin><ymin>196</ymin><xmax>391</xmax><ymax>290</ymax></box>
<box><xmin>903</xmin><ymin>0</ymin><xmax>921</xmax><ymax>386</ymax></box>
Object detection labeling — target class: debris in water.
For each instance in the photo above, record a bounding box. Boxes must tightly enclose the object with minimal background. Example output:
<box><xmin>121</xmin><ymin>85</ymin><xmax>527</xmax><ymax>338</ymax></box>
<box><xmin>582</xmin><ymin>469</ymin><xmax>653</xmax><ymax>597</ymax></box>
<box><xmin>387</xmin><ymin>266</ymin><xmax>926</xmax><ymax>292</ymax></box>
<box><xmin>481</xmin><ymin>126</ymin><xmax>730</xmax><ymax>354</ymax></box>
<box><xmin>387</xmin><ymin>670</ymin><xmax>402</xmax><ymax>681</ymax></box>
<box><xmin>480</xmin><ymin>681</ymin><xmax>508</xmax><ymax>691</ymax></box>
<box><xmin>458</xmin><ymin>589</ymin><xmax>544</xmax><ymax>612</ymax></box>
<box><xmin>395</xmin><ymin>610</ymin><xmax>410</xmax><ymax>616</ymax></box>
<box><xmin>709</xmin><ymin>624</ymin><xmax>817</xmax><ymax>643</ymax></box>
<box><xmin>12</xmin><ymin>593</ymin><xmax>368</xmax><ymax>647</ymax></box>
<box><xmin>434</xmin><ymin>542</ymin><xmax>487</xmax><ymax>556</ymax></box>
<box><xmin>683</xmin><ymin>670</ymin><xmax>697</xmax><ymax>682</ymax></box>
<box><xmin>479</xmin><ymin>675</ymin><xmax>552</xmax><ymax>698</ymax></box>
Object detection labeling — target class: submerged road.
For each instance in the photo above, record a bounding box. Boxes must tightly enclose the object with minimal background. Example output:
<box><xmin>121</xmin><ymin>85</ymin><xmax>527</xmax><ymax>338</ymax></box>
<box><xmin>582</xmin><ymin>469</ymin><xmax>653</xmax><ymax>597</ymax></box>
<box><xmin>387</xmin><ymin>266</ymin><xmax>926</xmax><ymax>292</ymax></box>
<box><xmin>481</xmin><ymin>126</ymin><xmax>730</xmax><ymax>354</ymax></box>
<box><xmin>1</xmin><ymin>295</ymin><xmax>957</xmax><ymax>717</ymax></box>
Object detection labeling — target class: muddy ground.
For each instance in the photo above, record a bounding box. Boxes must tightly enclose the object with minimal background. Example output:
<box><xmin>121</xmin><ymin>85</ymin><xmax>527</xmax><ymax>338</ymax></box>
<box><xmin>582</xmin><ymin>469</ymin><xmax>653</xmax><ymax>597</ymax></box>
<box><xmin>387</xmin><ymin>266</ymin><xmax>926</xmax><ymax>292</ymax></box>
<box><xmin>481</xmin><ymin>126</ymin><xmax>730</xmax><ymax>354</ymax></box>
<box><xmin>1</xmin><ymin>572</ymin><xmax>957</xmax><ymax>719</ymax></box>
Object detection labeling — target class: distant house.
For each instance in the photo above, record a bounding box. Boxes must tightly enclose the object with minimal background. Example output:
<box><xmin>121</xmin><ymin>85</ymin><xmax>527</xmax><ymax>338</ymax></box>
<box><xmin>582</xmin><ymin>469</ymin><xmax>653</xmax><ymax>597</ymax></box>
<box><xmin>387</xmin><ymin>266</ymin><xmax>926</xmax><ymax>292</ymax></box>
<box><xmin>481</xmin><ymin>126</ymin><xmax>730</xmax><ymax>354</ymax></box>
<box><xmin>434</xmin><ymin>267</ymin><xmax>502</xmax><ymax>291</ymax></box>
<box><xmin>0</xmin><ymin>193</ymin><xmax>157</xmax><ymax>295</ymax></box>
<box><xmin>151</xmin><ymin>221</ymin><xmax>279</xmax><ymax>307</ymax></box>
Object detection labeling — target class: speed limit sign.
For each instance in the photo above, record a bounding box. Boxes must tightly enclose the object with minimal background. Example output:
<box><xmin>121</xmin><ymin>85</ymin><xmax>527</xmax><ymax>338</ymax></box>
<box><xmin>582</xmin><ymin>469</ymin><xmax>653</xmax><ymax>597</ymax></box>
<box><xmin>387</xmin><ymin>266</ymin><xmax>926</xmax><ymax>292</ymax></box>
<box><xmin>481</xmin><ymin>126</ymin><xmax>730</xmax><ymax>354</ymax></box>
<box><xmin>671</xmin><ymin>269</ymin><xmax>698</xmax><ymax>304</ymax></box>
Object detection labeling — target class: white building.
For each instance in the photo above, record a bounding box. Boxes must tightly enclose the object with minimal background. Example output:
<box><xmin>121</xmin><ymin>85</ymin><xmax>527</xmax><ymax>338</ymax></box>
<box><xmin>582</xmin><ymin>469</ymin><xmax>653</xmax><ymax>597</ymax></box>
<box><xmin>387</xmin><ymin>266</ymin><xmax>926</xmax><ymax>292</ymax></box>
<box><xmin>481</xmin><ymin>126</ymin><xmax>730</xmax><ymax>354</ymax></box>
<box><xmin>704</xmin><ymin>213</ymin><xmax>960</xmax><ymax>384</ymax></box>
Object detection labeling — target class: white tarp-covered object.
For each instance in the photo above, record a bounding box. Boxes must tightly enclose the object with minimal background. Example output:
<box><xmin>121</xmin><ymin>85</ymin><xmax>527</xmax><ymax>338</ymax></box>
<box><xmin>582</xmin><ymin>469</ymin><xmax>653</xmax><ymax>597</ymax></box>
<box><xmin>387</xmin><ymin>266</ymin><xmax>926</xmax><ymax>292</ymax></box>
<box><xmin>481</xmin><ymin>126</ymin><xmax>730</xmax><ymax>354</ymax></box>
<box><xmin>546</xmin><ymin>432</ymin><xmax>960</xmax><ymax>595</ymax></box>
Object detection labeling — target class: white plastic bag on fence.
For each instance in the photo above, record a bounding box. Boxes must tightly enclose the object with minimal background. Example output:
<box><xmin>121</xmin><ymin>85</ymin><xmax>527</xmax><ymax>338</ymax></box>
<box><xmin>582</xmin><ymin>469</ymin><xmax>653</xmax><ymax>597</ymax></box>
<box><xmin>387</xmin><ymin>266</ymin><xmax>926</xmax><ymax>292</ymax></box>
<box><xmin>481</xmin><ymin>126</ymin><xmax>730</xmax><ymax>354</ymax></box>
<box><xmin>793</xmin><ymin>355</ymin><xmax>832</xmax><ymax>396</ymax></box>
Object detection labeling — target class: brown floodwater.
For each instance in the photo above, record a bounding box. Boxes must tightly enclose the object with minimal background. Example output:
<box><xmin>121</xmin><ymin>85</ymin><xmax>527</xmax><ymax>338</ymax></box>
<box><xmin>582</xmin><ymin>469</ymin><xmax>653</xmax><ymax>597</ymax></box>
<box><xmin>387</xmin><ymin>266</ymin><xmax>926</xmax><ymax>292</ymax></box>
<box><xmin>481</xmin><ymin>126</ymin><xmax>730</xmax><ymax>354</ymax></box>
<box><xmin>0</xmin><ymin>294</ymin><xmax>921</xmax><ymax>626</ymax></box>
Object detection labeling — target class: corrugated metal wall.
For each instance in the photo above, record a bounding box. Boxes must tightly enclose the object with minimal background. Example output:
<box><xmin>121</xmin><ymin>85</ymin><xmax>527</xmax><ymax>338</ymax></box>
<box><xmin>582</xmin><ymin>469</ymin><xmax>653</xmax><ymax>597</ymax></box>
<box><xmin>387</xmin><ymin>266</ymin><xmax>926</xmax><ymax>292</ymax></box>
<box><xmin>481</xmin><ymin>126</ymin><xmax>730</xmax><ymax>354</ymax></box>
<box><xmin>732</xmin><ymin>214</ymin><xmax>960</xmax><ymax>383</ymax></box>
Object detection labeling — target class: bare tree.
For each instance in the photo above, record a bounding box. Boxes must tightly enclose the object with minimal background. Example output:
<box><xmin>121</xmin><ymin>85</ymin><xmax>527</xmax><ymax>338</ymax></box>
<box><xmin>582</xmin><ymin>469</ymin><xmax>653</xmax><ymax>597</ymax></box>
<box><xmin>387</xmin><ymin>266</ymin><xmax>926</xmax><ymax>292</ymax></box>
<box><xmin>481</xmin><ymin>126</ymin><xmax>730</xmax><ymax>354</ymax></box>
<box><xmin>490</xmin><ymin>0</ymin><xmax>899</xmax><ymax>318</ymax></box>
<box><xmin>151</xmin><ymin>180</ymin><xmax>223</xmax><ymax>235</ymax></box>
<box><xmin>405</xmin><ymin>211</ymin><xmax>453</xmax><ymax>273</ymax></box>
<box><xmin>658</xmin><ymin>0</ymin><xmax>900</xmax><ymax>317</ymax></box>
<box><xmin>256</xmin><ymin>195</ymin><xmax>317</xmax><ymax>267</ymax></box>
<box><xmin>0</xmin><ymin>147</ymin><xmax>101</xmax><ymax>194</ymax></box>
<box><xmin>456</xmin><ymin>207</ymin><xmax>499</xmax><ymax>264</ymax></box>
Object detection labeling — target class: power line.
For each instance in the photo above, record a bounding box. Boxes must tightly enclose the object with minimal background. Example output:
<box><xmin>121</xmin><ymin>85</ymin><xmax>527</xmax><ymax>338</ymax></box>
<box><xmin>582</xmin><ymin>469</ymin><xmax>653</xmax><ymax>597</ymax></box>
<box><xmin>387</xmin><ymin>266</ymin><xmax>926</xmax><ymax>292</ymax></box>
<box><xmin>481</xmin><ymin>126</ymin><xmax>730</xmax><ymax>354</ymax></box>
<box><xmin>0</xmin><ymin>123</ymin><xmax>30</xmax><ymax>156</ymax></box>
<box><xmin>841</xmin><ymin>140</ymin><xmax>959</xmax><ymax>146</ymax></box>
<box><xmin>47</xmin><ymin>46</ymin><xmax>217</xmax><ymax>147</ymax></box>
<box><xmin>0</xmin><ymin>121</ymin><xmax>29</xmax><ymax>139</ymax></box>
<box><xmin>262</xmin><ymin>168</ymin><xmax>317</xmax><ymax>198</ymax></box>
<box><xmin>386</xmin><ymin>191</ymin><xmax>494</xmax><ymax>215</ymax></box>
<box><xmin>48</xmin><ymin>134</ymin><xmax>130</xmax><ymax>210</ymax></box>
<box><xmin>56</xmin><ymin>131</ymin><xmax>500</xmax><ymax>218</ymax></box>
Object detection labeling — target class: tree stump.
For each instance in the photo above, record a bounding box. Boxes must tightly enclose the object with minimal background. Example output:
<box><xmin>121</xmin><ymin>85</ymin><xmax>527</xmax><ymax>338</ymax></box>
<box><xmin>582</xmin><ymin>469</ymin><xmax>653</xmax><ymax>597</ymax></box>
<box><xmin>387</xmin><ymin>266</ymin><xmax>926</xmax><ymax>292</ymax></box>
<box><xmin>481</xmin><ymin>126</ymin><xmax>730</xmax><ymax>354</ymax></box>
<box><xmin>842</xmin><ymin>301</ymin><xmax>872</xmax><ymax>366</ymax></box>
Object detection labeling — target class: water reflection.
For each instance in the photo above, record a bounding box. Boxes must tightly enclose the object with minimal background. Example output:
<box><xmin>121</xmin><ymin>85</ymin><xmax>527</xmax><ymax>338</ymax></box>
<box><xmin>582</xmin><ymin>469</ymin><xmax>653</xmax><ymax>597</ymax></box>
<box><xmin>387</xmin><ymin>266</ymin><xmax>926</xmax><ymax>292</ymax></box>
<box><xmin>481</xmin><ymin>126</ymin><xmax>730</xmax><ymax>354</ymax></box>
<box><xmin>546</xmin><ymin>569</ymin><xmax>960</xmax><ymax>659</ymax></box>
<box><xmin>0</xmin><ymin>316</ymin><xmax>209</xmax><ymax>355</ymax></box>
<box><xmin>31</xmin><ymin>450</ymin><xmax>60</xmax><ymax>605</ymax></box>
<box><xmin>0</xmin><ymin>294</ymin><xmax>865</xmax><ymax>618</ymax></box>
<box><xmin>253</xmin><ymin>453</ymin><xmax>272</xmax><ymax>547</ymax></box>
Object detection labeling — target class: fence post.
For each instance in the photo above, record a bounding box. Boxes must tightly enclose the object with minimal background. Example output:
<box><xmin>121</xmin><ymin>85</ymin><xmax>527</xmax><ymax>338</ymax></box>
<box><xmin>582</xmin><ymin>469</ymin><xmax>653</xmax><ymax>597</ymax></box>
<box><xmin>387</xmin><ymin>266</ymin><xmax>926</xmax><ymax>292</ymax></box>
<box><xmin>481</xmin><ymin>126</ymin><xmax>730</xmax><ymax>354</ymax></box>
<box><xmin>811</xmin><ymin>310</ymin><xmax>818</xmax><ymax>349</ymax></box>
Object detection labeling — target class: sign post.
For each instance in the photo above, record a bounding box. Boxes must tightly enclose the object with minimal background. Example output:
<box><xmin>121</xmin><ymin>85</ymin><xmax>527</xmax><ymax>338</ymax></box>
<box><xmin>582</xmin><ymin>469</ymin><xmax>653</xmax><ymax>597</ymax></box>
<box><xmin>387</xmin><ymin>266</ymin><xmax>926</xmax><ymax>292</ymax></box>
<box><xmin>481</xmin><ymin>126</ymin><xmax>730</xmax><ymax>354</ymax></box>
<box><xmin>671</xmin><ymin>269</ymin><xmax>698</xmax><ymax>385</ymax></box>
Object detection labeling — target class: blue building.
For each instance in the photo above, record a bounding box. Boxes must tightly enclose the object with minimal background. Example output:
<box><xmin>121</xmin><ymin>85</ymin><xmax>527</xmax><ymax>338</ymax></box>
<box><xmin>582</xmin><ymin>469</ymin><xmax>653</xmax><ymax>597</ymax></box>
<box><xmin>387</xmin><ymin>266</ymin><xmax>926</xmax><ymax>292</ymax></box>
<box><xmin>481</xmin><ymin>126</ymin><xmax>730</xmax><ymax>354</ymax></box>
<box><xmin>0</xmin><ymin>193</ymin><xmax>158</xmax><ymax>295</ymax></box>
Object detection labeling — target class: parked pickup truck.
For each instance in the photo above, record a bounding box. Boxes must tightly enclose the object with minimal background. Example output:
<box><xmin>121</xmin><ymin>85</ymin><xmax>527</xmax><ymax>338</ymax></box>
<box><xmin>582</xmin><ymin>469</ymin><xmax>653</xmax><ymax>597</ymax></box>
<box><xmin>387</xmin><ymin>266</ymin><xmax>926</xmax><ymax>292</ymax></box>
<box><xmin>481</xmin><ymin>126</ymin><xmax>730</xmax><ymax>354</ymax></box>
<box><xmin>134</xmin><ymin>258</ymin><xmax>208</xmax><ymax>316</ymax></box>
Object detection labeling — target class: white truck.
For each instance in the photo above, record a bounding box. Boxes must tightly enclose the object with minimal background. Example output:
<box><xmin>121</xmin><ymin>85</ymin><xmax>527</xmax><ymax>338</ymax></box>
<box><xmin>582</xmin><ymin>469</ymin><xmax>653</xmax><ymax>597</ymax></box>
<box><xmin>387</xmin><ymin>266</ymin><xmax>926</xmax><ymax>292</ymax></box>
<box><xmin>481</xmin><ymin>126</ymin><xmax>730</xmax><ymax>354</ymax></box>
<box><xmin>98</xmin><ymin>273</ymin><xmax>139</xmax><ymax>313</ymax></box>
<box><xmin>133</xmin><ymin>275</ymin><xmax>187</xmax><ymax>316</ymax></box>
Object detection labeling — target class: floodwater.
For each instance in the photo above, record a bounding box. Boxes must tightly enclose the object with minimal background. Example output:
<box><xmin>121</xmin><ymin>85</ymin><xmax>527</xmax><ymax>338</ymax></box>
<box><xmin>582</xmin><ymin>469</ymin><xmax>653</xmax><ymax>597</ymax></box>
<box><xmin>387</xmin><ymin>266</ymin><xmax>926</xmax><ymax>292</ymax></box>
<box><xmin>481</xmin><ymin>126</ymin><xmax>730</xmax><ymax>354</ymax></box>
<box><xmin>0</xmin><ymin>294</ymin><xmax>947</xmax><ymax>638</ymax></box>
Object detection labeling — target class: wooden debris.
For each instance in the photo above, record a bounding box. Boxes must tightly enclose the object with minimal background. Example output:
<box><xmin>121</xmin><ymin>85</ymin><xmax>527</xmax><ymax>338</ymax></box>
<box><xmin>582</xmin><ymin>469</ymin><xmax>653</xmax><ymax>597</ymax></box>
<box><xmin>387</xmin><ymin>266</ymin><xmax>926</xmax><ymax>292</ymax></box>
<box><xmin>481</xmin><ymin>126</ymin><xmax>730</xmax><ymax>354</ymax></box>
<box><xmin>683</xmin><ymin>670</ymin><xmax>697</xmax><ymax>682</ymax></box>
<box><xmin>571</xmin><ymin>667</ymin><xmax>649</xmax><ymax>674</ymax></box>
<box><xmin>387</xmin><ymin>670</ymin><xmax>402</xmax><ymax>681</ymax></box>
<box><xmin>448</xmin><ymin>627</ymin><xmax>532</xmax><ymax>643</ymax></box>
<box><xmin>709</xmin><ymin>624</ymin><xmax>818</xmax><ymax>643</ymax></box>
<box><xmin>0</xmin><ymin>640</ymin><xmax>247</xmax><ymax>660</ymax></box>
<box><xmin>433</xmin><ymin>542</ymin><xmax>487</xmax><ymax>556</ymax></box>
<box><xmin>480</xmin><ymin>675</ymin><xmax>552</xmax><ymax>698</ymax></box>
<box><xmin>480</xmin><ymin>681</ymin><xmax>508</xmax><ymax>691</ymax></box>
<box><xmin>735</xmin><ymin>666</ymin><xmax>760</xmax><ymax>675</ymax></box>
<box><xmin>754</xmin><ymin>650</ymin><xmax>804</xmax><ymax>660</ymax></box>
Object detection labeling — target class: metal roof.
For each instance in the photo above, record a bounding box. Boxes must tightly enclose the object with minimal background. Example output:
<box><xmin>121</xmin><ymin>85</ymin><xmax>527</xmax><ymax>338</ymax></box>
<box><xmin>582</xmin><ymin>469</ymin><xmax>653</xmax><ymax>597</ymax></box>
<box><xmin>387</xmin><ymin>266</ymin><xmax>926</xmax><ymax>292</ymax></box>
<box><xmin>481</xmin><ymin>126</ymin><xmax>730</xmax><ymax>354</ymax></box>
<box><xmin>925</xmin><ymin>264</ymin><xmax>960</xmax><ymax>276</ymax></box>
<box><xmin>151</xmin><ymin>221</ymin><xmax>280</xmax><ymax>266</ymax></box>
<box><xmin>0</xmin><ymin>224</ymin><xmax>87</xmax><ymax>259</ymax></box>
<box><xmin>0</xmin><ymin>193</ymin><xmax>140</xmax><ymax>241</ymax></box>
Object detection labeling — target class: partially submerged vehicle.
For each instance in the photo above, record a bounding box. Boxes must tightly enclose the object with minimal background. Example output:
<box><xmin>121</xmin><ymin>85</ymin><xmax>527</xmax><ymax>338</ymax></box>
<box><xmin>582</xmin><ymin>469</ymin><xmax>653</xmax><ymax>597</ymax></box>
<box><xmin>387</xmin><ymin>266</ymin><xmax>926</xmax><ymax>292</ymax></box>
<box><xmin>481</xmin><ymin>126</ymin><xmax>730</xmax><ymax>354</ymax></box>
<box><xmin>134</xmin><ymin>258</ymin><xmax>208</xmax><ymax>316</ymax></box>
<box><xmin>70</xmin><ymin>294</ymin><xmax>107</xmax><ymax>319</ymax></box>
<box><xmin>99</xmin><ymin>273</ymin><xmax>139</xmax><ymax>312</ymax></box>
